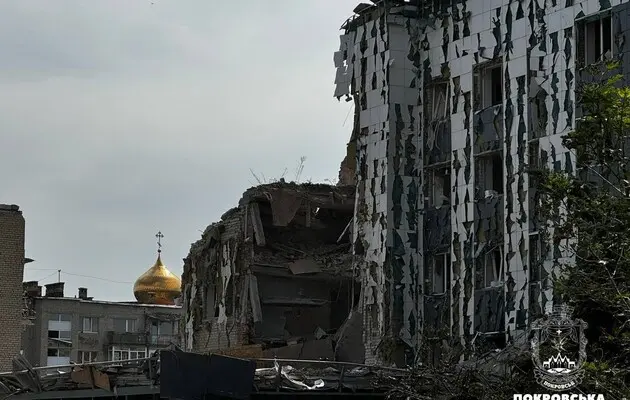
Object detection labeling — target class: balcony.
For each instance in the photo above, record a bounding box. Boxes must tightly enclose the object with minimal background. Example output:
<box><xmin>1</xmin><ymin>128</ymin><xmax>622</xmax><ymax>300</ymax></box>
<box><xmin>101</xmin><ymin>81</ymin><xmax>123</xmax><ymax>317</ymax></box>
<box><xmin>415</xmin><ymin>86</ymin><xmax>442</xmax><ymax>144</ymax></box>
<box><xmin>149</xmin><ymin>335</ymin><xmax>179</xmax><ymax>346</ymax></box>
<box><xmin>106</xmin><ymin>331</ymin><xmax>148</xmax><ymax>346</ymax></box>
<box><xmin>106</xmin><ymin>331</ymin><xmax>180</xmax><ymax>347</ymax></box>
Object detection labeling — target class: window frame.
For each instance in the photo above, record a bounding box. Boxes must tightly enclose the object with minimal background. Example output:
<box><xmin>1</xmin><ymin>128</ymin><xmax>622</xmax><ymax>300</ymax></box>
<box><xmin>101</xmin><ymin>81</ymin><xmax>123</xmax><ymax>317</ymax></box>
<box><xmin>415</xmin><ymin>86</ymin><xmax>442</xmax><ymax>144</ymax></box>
<box><xmin>431</xmin><ymin>253</ymin><xmax>449</xmax><ymax>294</ymax></box>
<box><xmin>580</xmin><ymin>13</ymin><xmax>613</xmax><ymax>65</ymax></box>
<box><xmin>483</xmin><ymin>247</ymin><xmax>504</xmax><ymax>288</ymax></box>
<box><xmin>49</xmin><ymin>314</ymin><xmax>72</xmax><ymax>322</ymax></box>
<box><xmin>48</xmin><ymin>330</ymin><xmax>72</xmax><ymax>340</ymax></box>
<box><xmin>113</xmin><ymin>318</ymin><xmax>137</xmax><ymax>333</ymax></box>
<box><xmin>425</xmin><ymin>81</ymin><xmax>449</xmax><ymax>122</ymax></box>
<box><xmin>111</xmin><ymin>346</ymin><xmax>147</xmax><ymax>361</ymax></box>
<box><xmin>473</xmin><ymin>62</ymin><xmax>503</xmax><ymax>111</ymax></box>
<box><xmin>426</xmin><ymin>166</ymin><xmax>451</xmax><ymax>207</ymax></box>
<box><xmin>475</xmin><ymin>152</ymin><xmax>504</xmax><ymax>197</ymax></box>
<box><xmin>47</xmin><ymin>347</ymin><xmax>71</xmax><ymax>358</ymax></box>
<box><xmin>82</xmin><ymin>317</ymin><xmax>98</xmax><ymax>333</ymax></box>
<box><xmin>77</xmin><ymin>351</ymin><xmax>98</xmax><ymax>364</ymax></box>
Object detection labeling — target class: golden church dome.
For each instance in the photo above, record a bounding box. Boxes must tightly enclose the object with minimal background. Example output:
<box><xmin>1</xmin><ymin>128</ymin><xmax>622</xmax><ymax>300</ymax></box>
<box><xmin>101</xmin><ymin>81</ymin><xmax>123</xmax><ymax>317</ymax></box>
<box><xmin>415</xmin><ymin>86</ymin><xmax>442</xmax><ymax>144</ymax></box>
<box><xmin>133</xmin><ymin>254</ymin><xmax>182</xmax><ymax>305</ymax></box>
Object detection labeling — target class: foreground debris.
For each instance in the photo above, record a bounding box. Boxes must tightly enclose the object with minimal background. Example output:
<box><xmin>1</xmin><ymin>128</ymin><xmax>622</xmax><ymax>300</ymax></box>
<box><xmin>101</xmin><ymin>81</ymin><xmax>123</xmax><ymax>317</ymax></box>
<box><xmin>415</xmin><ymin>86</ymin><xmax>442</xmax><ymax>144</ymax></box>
<box><xmin>0</xmin><ymin>350</ymin><xmax>405</xmax><ymax>398</ymax></box>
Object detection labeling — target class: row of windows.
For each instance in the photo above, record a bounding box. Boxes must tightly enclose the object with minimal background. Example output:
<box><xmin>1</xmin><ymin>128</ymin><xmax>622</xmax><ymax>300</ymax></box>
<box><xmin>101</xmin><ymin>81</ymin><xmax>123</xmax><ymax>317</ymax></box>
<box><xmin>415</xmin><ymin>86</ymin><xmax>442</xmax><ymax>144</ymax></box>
<box><xmin>422</xmin><ymin>12</ymin><xmax>612</xmax><ymax>126</ymax></box>
<box><xmin>112</xmin><ymin>348</ymin><xmax>147</xmax><ymax>361</ymax></box>
<box><xmin>48</xmin><ymin>315</ymin><xmax>137</xmax><ymax>332</ymax></box>
<box><xmin>46</xmin><ymin>349</ymin><xmax>147</xmax><ymax>363</ymax></box>
<box><xmin>426</xmin><ymin>234</ymin><xmax>543</xmax><ymax>294</ymax></box>
<box><xmin>47</xmin><ymin>317</ymin><xmax>175</xmax><ymax>334</ymax></box>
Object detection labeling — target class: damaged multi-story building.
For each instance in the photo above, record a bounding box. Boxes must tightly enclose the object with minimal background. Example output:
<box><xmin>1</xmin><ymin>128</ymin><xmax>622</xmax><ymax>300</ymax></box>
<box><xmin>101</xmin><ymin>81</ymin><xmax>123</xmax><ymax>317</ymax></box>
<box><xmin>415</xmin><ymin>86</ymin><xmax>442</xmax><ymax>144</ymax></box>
<box><xmin>333</xmin><ymin>0</ymin><xmax>620</xmax><ymax>365</ymax></box>
<box><xmin>181</xmin><ymin>183</ymin><xmax>364</xmax><ymax>362</ymax></box>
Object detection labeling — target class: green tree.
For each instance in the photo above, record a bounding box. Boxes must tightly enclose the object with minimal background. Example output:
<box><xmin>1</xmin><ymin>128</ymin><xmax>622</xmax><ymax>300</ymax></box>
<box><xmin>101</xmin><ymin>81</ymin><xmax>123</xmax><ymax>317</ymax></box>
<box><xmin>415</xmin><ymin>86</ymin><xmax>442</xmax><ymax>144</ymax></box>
<box><xmin>537</xmin><ymin>62</ymin><xmax>630</xmax><ymax>397</ymax></box>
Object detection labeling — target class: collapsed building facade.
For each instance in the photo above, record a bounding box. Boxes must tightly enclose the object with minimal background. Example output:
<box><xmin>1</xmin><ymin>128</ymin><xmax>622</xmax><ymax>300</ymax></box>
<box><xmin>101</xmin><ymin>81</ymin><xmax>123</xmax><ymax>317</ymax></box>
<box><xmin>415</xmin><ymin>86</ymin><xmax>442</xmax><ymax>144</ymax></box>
<box><xmin>181</xmin><ymin>183</ymin><xmax>365</xmax><ymax>362</ymax></box>
<box><xmin>332</xmin><ymin>0</ymin><xmax>626</xmax><ymax>365</ymax></box>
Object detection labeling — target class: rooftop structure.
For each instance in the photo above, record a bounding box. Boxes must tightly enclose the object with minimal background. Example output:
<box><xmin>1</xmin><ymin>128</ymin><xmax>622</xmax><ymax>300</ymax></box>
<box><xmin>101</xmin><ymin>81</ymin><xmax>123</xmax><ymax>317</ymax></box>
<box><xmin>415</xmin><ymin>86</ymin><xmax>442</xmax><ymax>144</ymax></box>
<box><xmin>133</xmin><ymin>232</ymin><xmax>182</xmax><ymax>305</ymax></box>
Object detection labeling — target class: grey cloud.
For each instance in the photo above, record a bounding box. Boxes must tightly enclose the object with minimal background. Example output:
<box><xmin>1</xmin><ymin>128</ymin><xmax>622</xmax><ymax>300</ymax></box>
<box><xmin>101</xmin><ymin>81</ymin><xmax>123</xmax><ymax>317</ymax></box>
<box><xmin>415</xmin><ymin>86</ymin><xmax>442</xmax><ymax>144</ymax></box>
<box><xmin>3</xmin><ymin>0</ymin><xmax>359</xmax><ymax>301</ymax></box>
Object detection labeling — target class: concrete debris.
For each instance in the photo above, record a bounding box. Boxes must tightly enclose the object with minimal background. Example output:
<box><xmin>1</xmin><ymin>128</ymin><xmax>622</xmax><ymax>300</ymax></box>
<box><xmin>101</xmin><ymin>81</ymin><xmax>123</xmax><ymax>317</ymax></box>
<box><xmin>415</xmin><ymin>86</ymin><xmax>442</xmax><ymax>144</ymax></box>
<box><xmin>288</xmin><ymin>258</ymin><xmax>322</xmax><ymax>275</ymax></box>
<box><xmin>182</xmin><ymin>182</ymin><xmax>360</xmax><ymax>360</ymax></box>
<box><xmin>0</xmin><ymin>351</ymin><xmax>404</xmax><ymax>397</ymax></box>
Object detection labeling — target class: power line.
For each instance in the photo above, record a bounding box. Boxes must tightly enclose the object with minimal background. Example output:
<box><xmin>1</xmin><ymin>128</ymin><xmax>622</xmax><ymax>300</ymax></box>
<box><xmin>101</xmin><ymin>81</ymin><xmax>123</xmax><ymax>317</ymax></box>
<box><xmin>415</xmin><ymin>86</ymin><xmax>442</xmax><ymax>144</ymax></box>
<box><xmin>61</xmin><ymin>271</ymin><xmax>132</xmax><ymax>284</ymax></box>
<box><xmin>25</xmin><ymin>269</ymin><xmax>132</xmax><ymax>285</ymax></box>
<box><xmin>35</xmin><ymin>271</ymin><xmax>58</xmax><ymax>283</ymax></box>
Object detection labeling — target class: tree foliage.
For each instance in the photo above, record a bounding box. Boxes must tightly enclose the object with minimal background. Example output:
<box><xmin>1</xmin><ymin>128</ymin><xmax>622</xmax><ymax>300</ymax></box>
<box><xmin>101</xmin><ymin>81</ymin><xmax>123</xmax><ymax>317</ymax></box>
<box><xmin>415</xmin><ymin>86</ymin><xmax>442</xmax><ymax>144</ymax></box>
<box><xmin>537</xmin><ymin>62</ymin><xmax>630</xmax><ymax>397</ymax></box>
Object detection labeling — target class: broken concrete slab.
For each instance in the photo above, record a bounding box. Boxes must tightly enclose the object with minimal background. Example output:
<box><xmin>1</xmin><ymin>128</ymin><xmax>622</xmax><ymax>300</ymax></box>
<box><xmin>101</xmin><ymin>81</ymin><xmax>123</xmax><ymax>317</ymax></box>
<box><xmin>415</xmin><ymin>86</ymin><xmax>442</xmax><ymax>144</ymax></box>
<box><xmin>288</xmin><ymin>258</ymin><xmax>322</xmax><ymax>275</ymax></box>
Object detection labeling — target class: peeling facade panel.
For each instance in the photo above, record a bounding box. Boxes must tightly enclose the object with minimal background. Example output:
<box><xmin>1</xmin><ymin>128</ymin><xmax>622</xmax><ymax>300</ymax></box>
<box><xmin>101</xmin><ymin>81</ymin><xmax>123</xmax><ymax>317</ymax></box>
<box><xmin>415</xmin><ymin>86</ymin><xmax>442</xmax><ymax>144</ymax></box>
<box><xmin>336</xmin><ymin>0</ymin><xmax>628</xmax><ymax>365</ymax></box>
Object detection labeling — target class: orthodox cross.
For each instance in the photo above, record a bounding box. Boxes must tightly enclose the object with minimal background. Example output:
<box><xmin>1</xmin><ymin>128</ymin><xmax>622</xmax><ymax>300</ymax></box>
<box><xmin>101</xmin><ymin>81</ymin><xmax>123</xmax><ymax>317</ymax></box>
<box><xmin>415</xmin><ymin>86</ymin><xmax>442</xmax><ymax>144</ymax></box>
<box><xmin>156</xmin><ymin>231</ymin><xmax>164</xmax><ymax>254</ymax></box>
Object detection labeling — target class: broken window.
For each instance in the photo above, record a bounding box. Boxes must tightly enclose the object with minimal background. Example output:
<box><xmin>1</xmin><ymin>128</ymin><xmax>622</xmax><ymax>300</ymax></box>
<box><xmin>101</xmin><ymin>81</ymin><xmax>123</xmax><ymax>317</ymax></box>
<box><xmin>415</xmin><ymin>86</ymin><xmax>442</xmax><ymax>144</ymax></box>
<box><xmin>475</xmin><ymin>153</ymin><xmax>503</xmax><ymax>197</ymax></box>
<box><xmin>579</xmin><ymin>14</ymin><xmax>613</xmax><ymax>66</ymax></box>
<box><xmin>473</xmin><ymin>63</ymin><xmax>503</xmax><ymax>110</ymax></box>
<box><xmin>484</xmin><ymin>247</ymin><xmax>503</xmax><ymax>287</ymax></box>
<box><xmin>432</xmin><ymin>253</ymin><xmax>449</xmax><ymax>294</ymax></box>
<box><xmin>425</xmin><ymin>82</ymin><xmax>449</xmax><ymax>122</ymax></box>
<box><xmin>426</xmin><ymin>167</ymin><xmax>451</xmax><ymax>207</ymax></box>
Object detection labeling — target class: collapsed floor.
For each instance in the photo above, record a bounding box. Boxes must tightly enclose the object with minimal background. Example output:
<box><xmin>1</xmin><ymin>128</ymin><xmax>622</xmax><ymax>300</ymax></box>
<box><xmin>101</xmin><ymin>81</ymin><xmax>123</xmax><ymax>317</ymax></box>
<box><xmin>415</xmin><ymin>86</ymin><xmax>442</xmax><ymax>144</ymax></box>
<box><xmin>181</xmin><ymin>182</ymin><xmax>365</xmax><ymax>363</ymax></box>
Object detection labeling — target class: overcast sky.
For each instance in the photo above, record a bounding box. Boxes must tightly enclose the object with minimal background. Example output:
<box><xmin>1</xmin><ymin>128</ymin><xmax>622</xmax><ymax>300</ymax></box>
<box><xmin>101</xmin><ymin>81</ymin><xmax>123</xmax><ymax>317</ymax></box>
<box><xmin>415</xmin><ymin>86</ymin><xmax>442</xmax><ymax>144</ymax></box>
<box><xmin>1</xmin><ymin>0</ymin><xmax>358</xmax><ymax>302</ymax></box>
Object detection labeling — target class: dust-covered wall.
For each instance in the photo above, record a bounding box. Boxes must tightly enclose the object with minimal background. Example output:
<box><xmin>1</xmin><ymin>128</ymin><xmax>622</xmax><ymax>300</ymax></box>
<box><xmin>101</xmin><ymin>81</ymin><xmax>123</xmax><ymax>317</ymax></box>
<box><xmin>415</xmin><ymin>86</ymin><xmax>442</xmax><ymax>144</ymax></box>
<box><xmin>335</xmin><ymin>0</ymin><xmax>630</xmax><ymax>365</ymax></box>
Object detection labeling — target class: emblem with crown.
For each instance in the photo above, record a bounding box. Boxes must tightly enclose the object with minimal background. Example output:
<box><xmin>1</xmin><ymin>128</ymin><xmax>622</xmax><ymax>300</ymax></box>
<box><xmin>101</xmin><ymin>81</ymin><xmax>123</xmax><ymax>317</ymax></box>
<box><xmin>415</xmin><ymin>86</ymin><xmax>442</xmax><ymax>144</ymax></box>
<box><xmin>530</xmin><ymin>304</ymin><xmax>588</xmax><ymax>391</ymax></box>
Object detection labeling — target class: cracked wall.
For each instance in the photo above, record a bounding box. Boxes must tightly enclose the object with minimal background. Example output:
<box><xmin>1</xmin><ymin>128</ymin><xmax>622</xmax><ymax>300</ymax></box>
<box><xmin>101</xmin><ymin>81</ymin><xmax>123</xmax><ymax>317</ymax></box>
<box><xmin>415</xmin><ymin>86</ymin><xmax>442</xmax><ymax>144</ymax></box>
<box><xmin>335</xmin><ymin>0</ymin><xmax>628</xmax><ymax>365</ymax></box>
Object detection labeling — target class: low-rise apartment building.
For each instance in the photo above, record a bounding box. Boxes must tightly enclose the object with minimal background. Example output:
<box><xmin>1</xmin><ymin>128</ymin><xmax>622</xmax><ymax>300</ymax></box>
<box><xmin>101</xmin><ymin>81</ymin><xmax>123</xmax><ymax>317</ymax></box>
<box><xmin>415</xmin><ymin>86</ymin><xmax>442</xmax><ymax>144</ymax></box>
<box><xmin>21</xmin><ymin>282</ymin><xmax>182</xmax><ymax>367</ymax></box>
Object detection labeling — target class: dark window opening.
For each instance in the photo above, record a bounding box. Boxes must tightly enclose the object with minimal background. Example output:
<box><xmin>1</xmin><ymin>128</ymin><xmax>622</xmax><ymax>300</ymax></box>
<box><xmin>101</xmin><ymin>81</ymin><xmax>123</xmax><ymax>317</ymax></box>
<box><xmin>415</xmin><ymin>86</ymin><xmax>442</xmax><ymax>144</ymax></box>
<box><xmin>484</xmin><ymin>248</ymin><xmax>503</xmax><ymax>287</ymax></box>
<box><xmin>475</xmin><ymin>153</ymin><xmax>503</xmax><ymax>197</ymax></box>
<box><xmin>528</xmin><ymin>141</ymin><xmax>540</xmax><ymax>169</ymax></box>
<box><xmin>582</xmin><ymin>14</ymin><xmax>613</xmax><ymax>65</ymax></box>
<box><xmin>47</xmin><ymin>347</ymin><xmax>71</xmax><ymax>358</ymax></box>
<box><xmin>432</xmin><ymin>254</ymin><xmax>449</xmax><ymax>294</ymax></box>
<box><xmin>48</xmin><ymin>330</ymin><xmax>71</xmax><ymax>340</ymax></box>
<box><xmin>492</xmin><ymin>155</ymin><xmax>503</xmax><ymax>193</ymax></box>
<box><xmin>490</xmin><ymin>66</ymin><xmax>502</xmax><ymax>106</ymax></box>
<box><xmin>473</xmin><ymin>64</ymin><xmax>503</xmax><ymax>110</ymax></box>
<box><xmin>427</xmin><ymin>167</ymin><xmax>451</xmax><ymax>207</ymax></box>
